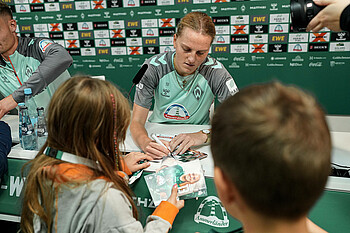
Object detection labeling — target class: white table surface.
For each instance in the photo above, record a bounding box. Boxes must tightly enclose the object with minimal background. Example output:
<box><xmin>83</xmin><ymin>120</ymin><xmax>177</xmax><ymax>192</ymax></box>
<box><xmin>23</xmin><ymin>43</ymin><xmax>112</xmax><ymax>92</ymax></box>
<box><xmin>2</xmin><ymin>114</ymin><xmax>350</xmax><ymax>191</ymax></box>
<box><xmin>122</xmin><ymin>121</ymin><xmax>213</xmax><ymax>175</ymax></box>
<box><xmin>2</xmin><ymin>115</ymin><xmax>19</xmax><ymax>143</ymax></box>
<box><xmin>2</xmin><ymin>114</ymin><xmax>214</xmax><ymax>175</ymax></box>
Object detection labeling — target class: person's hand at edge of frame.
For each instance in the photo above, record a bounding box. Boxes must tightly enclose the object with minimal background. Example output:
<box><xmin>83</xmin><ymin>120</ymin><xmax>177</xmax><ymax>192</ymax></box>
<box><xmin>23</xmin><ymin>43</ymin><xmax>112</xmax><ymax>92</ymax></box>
<box><xmin>307</xmin><ymin>0</ymin><xmax>350</xmax><ymax>32</ymax></box>
<box><xmin>0</xmin><ymin>95</ymin><xmax>17</xmax><ymax>119</ymax></box>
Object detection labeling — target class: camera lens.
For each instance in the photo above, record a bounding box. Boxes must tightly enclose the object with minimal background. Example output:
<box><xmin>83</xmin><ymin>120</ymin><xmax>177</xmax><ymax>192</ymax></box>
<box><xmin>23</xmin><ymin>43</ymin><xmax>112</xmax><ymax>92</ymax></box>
<box><xmin>290</xmin><ymin>0</ymin><xmax>325</xmax><ymax>32</ymax></box>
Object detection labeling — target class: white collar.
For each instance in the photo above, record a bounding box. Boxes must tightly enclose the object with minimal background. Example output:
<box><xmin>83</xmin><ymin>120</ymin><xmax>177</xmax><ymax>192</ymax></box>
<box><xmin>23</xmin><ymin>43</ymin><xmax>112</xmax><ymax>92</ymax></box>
<box><xmin>44</xmin><ymin>147</ymin><xmax>101</xmax><ymax>171</ymax></box>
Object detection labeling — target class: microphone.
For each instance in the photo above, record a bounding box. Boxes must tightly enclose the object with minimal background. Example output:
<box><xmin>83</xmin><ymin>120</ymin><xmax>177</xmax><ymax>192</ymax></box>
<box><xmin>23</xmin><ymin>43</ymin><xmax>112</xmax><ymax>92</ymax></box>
<box><xmin>132</xmin><ymin>64</ymin><xmax>148</xmax><ymax>84</ymax></box>
<box><xmin>128</xmin><ymin>64</ymin><xmax>148</xmax><ymax>101</ymax></box>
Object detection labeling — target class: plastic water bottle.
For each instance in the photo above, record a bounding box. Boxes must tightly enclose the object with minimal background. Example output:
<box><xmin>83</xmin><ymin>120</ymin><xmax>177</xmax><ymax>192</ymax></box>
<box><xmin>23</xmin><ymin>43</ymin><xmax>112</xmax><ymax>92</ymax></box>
<box><xmin>18</xmin><ymin>103</ymin><xmax>25</xmax><ymax>146</ymax></box>
<box><xmin>24</xmin><ymin>88</ymin><xmax>38</xmax><ymax>130</ymax></box>
<box><xmin>36</xmin><ymin>107</ymin><xmax>48</xmax><ymax>150</ymax></box>
<box><xmin>20</xmin><ymin>106</ymin><xmax>37</xmax><ymax>150</ymax></box>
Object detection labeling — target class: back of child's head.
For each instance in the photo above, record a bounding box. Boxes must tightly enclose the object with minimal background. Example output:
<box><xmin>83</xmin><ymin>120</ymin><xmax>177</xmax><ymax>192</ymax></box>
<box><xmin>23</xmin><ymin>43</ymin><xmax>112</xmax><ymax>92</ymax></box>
<box><xmin>211</xmin><ymin>82</ymin><xmax>331</xmax><ymax>220</ymax></box>
<box><xmin>21</xmin><ymin>76</ymin><xmax>136</xmax><ymax>232</ymax></box>
<box><xmin>46</xmin><ymin>75</ymin><xmax>130</xmax><ymax>168</ymax></box>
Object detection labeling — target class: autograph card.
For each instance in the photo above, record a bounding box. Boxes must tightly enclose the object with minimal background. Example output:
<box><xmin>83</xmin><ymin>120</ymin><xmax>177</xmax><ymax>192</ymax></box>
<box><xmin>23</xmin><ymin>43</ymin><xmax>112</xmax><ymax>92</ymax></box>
<box><xmin>144</xmin><ymin>158</ymin><xmax>207</xmax><ymax>206</ymax></box>
<box><xmin>175</xmin><ymin>149</ymin><xmax>208</xmax><ymax>162</ymax></box>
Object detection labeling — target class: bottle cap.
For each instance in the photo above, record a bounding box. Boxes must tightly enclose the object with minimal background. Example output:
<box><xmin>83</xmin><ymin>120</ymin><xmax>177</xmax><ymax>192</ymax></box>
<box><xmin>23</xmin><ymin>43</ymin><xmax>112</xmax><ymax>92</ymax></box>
<box><xmin>18</xmin><ymin>102</ymin><xmax>25</xmax><ymax>109</ymax></box>
<box><xmin>24</xmin><ymin>88</ymin><xmax>32</xmax><ymax>95</ymax></box>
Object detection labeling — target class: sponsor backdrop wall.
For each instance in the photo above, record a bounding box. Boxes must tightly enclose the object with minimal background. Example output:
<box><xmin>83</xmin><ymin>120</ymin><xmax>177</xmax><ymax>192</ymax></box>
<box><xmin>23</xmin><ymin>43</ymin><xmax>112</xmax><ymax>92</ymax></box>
<box><xmin>7</xmin><ymin>0</ymin><xmax>350</xmax><ymax>114</ymax></box>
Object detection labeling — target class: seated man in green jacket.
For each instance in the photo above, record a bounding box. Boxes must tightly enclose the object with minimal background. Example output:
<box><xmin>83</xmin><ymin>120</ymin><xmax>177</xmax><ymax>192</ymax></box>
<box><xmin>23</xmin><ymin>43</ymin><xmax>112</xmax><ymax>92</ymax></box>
<box><xmin>0</xmin><ymin>2</ymin><xmax>72</xmax><ymax>119</ymax></box>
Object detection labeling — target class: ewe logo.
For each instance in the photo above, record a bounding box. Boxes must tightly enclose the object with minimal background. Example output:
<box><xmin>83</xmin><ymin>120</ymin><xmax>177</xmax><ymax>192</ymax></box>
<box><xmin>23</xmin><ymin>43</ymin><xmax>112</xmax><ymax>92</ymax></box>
<box><xmin>194</xmin><ymin>196</ymin><xmax>229</xmax><ymax>228</ymax></box>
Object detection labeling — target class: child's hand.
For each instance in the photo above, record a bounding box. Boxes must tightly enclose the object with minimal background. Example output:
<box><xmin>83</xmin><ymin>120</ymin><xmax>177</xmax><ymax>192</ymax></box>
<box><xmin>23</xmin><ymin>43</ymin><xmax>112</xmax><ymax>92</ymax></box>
<box><xmin>124</xmin><ymin>152</ymin><xmax>153</xmax><ymax>172</ymax></box>
<box><xmin>167</xmin><ymin>185</ymin><xmax>185</xmax><ymax>210</ymax></box>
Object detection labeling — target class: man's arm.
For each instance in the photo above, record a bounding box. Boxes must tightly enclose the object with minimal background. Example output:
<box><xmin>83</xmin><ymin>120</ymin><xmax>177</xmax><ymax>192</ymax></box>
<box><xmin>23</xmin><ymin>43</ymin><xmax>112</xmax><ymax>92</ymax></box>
<box><xmin>130</xmin><ymin>103</ymin><xmax>169</xmax><ymax>159</ymax></box>
<box><xmin>12</xmin><ymin>41</ymin><xmax>73</xmax><ymax>103</ymax></box>
<box><xmin>0</xmin><ymin>95</ymin><xmax>17</xmax><ymax>119</ymax></box>
<box><xmin>0</xmin><ymin>121</ymin><xmax>11</xmax><ymax>177</ymax></box>
<box><xmin>307</xmin><ymin>0</ymin><xmax>350</xmax><ymax>32</ymax></box>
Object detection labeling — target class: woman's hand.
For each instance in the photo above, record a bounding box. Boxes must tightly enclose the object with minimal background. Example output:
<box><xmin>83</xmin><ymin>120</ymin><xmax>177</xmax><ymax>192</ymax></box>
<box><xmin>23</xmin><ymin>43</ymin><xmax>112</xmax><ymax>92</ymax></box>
<box><xmin>169</xmin><ymin>132</ymin><xmax>207</xmax><ymax>155</ymax></box>
<box><xmin>123</xmin><ymin>152</ymin><xmax>153</xmax><ymax>173</ymax></box>
<box><xmin>142</xmin><ymin>139</ymin><xmax>171</xmax><ymax>159</ymax></box>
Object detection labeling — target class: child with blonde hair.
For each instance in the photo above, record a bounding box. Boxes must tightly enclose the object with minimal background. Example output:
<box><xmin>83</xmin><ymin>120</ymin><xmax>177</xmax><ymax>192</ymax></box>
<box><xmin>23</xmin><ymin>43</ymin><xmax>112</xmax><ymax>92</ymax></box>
<box><xmin>21</xmin><ymin>76</ymin><xmax>184</xmax><ymax>233</ymax></box>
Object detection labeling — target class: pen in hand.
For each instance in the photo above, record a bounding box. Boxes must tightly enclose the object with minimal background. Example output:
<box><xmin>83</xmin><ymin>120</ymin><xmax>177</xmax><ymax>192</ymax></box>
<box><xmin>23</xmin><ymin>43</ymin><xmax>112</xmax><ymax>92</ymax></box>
<box><xmin>151</xmin><ymin>133</ymin><xmax>175</xmax><ymax>158</ymax></box>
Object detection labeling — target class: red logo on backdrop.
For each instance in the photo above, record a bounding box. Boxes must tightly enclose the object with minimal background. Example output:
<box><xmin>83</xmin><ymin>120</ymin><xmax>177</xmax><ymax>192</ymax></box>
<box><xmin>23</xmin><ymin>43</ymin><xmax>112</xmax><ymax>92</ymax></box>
<box><xmin>112</xmin><ymin>29</ymin><xmax>123</xmax><ymax>38</ymax></box>
<box><xmin>252</xmin><ymin>44</ymin><xmax>265</xmax><ymax>53</ymax></box>
<box><xmin>233</xmin><ymin>25</ymin><xmax>246</xmax><ymax>34</ymax></box>
<box><xmin>312</xmin><ymin>33</ymin><xmax>327</xmax><ymax>42</ymax></box>
<box><xmin>130</xmin><ymin>47</ymin><xmax>141</xmax><ymax>55</ymax></box>
<box><xmin>50</xmin><ymin>23</ymin><xmax>60</xmax><ymax>32</ymax></box>
<box><xmin>161</xmin><ymin>19</ymin><xmax>173</xmax><ymax>27</ymax></box>
<box><xmin>93</xmin><ymin>1</ymin><xmax>104</xmax><ymax>9</ymax></box>
<box><xmin>67</xmin><ymin>40</ymin><xmax>78</xmax><ymax>48</ymax></box>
